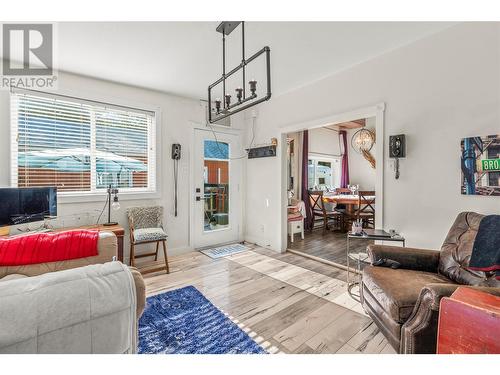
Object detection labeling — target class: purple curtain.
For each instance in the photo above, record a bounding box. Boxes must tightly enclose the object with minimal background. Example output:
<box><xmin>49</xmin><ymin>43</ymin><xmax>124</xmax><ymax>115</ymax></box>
<box><xmin>301</xmin><ymin>130</ymin><xmax>313</xmax><ymax>230</ymax></box>
<box><xmin>340</xmin><ymin>130</ymin><xmax>350</xmax><ymax>188</ymax></box>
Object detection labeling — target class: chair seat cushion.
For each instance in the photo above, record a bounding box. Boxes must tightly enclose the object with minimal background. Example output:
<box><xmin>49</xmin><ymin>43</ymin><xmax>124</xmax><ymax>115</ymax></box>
<box><xmin>287</xmin><ymin>212</ymin><xmax>303</xmax><ymax>222</ymax></box>
<box><xmin>362</xmin><ymin>266</ymin><xmax>451</xmax><ymax>323</ymax></box>
<box><xmin>133</xmin><ymin>228</ymin><xmax>167</xmax><ymax>243</ymax></box>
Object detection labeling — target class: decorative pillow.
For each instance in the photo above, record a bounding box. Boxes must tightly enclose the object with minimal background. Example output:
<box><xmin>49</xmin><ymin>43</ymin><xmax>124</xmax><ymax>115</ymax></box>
<box><xmin>133</xmin><ymin>228</ymin><xmax>167</xmax><ymax>243</ymax></box>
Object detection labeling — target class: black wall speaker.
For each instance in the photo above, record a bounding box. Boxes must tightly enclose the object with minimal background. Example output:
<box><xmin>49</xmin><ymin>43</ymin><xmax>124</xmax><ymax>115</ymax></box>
<box><xmin>389</xmin><ymin>135</ymin><xmax>406</xmax><ymax>158</ymax></box>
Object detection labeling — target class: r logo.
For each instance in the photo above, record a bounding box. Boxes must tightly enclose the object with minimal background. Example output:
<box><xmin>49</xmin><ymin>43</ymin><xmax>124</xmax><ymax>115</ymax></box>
<box><xmin>3</xmin><ymin>24</ymin><xmax>53</xmax><ymax>75</ymax></box>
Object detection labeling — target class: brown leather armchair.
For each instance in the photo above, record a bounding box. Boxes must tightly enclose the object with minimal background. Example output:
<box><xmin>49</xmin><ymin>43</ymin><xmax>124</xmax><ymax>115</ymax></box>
<box><xmin>360</xmin><ymin>212</ymin><xmax>500</xmax><ymax>354</ymax></box>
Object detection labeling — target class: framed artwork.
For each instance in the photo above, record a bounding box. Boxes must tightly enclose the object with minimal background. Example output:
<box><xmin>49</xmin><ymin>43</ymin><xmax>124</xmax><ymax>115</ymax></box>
<box><xmin>461</xmin><ymin>134</ymin><xmax>500</xmax><ymax>196</ymax></box>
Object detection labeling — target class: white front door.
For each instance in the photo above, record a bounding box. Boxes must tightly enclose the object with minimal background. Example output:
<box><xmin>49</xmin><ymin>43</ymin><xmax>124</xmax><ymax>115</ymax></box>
<box><xmin>191</xmin><ymin>128</ymin><xmax>242</xmax><ymax>249</ymax></box>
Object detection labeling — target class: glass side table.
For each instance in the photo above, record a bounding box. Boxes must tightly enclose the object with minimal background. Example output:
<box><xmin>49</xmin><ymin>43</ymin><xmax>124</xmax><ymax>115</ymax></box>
<box><xmin>347</xmin><ymin>229</ymin><xmax>405</xmax><ymax>301</ymax></box>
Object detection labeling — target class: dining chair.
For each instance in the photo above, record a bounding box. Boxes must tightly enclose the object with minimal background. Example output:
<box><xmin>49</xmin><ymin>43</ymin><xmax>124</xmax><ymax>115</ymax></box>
<box><xmin>346</xmin><ymin>190</ymin><xmax>375</xmax><ymax>229</ymax></box>
<box><xmin>127</xmin><ymin>205</ymin><xmax>169</xmax><ymax>274</ymax></box>
<box><xmin>333</xmin><ymin>187</ymin><xmax>351</xmax><ymax>214</ymax></box>
<box><xmin>308</xmin><ymin>190</ymin><xmax>343</xmax><ymax>234</ymax></box>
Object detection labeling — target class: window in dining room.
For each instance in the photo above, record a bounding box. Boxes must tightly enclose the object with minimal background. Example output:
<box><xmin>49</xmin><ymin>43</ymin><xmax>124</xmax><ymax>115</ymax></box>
<box><xmin>308</xmin><ymin>156</ymin><xmax>341</xmax><ymax>190</ymax></box>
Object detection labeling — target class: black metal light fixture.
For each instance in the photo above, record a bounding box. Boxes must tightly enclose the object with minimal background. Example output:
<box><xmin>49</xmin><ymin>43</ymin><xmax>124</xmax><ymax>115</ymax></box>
<box><xmin>208</xmin><ymin>21</ymin><xmax>271</xmax><ymax>123</ymax></box>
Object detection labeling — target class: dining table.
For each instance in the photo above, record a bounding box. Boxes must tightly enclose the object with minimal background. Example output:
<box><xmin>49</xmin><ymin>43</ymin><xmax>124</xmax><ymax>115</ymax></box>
<box><xmin>322</xmin><ymin>193</ymin><xmax>375</xmax><ymax>214</ymax></box>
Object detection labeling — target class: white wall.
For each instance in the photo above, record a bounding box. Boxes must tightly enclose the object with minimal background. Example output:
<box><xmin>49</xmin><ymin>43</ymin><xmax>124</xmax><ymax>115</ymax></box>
<box><xmin>309</xmin><ymin>127</ymin><xmax>342</xmax><ymax>156</ymax></box>
<box><xmin>0</xmin><ymin>71</ymin><xmax>243</xmax><ymax>261</ymax></box>
<box><xmin>243</xmin><ymin>23</ymin><xmax>500</xmax><ymax>252</ymax></box>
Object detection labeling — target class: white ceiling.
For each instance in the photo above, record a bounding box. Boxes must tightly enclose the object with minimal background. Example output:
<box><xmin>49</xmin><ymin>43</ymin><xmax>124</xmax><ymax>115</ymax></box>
<box><xmin>53</xmin><ymin>22</ymin><xmax>454</xmax><ymax>99</ymax></box>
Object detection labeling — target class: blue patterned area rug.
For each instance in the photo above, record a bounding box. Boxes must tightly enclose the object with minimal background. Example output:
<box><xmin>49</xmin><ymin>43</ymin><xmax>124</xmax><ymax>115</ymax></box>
<box><xmin>138</xmin><ymin>286</ymin><xmax>267</xmax><ymax>354</ymax></box>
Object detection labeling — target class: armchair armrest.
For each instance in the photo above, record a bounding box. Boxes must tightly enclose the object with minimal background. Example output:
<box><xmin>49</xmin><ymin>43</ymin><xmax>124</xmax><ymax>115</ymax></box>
<box><xmin>367</xmin><ymin>244</ymin><xmax>440</xmax><ymax>273</ymax></box>
<box><xmin>400</xmin><ymin>283</ymin><xmax>500</xmax><ymax>353</ymax></box>
<box><xmin>420</xmin><ymin>283</ymin><xmax>500</xmax><ymax>310</ymax></box>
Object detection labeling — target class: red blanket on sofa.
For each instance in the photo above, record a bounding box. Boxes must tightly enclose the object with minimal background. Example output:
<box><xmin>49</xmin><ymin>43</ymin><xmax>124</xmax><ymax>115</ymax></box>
<box><xmin>0</xmin><ymin>230</ymin><xmax>99</xmax><ymax>266</ymax></box>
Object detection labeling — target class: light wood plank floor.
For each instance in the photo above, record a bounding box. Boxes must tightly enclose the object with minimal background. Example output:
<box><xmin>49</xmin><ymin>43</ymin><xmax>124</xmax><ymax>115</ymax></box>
<box><xmin>142</xmin><ymin>245</ymin><xmax>395</xmax><ymax>354</ymax></box>
<box><xmin>287</xmin><ymin>228</ymin><xmax>373</xmax><ymax>266</ymax></box>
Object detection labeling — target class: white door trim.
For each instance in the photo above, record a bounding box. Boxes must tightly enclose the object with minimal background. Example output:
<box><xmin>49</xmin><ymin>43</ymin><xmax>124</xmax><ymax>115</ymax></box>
<box><xmin>278</xmin><ymin>103</ymin><xmax>386</xmax><ymax>252</ymax></box>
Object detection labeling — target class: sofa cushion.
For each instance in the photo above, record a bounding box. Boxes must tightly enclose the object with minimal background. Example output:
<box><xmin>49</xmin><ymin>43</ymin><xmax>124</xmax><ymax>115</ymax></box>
<box><xmin>133</xmin><ymin>228</ymin><xmax>167</xmax><ymax>243</ymax></box>
<box><xmin>0</xmin><ymin>274</ymin><xmax>28</xmax><ymax>282</ymax></box>
<box><xmin>363</xmin><ymin>266</ymin><xmax>451</xmax><ymax>323</ymax></box>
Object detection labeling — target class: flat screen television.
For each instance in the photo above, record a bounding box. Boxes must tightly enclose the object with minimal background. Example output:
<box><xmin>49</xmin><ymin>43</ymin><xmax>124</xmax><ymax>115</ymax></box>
<box><xmin>0</xmin><ymin>187</ymin><xmax>57</xmax><ymax>227</ymax></box>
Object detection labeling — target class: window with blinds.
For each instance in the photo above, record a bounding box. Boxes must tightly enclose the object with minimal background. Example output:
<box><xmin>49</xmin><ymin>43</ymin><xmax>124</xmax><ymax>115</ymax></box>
<box><xmin>11</xmin><ymin>91</ymin><xmax>156</xmax><ymax>194</ymax></box>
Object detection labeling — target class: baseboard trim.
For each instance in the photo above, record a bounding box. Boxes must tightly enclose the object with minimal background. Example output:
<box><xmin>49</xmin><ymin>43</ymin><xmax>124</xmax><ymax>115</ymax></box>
<box><xmin>244</xmin><ymin>236</ymin><xmax>279</xmax><ymax>252</ymax></box>
<box><xmin>286</xmin><ymin>248</ymin><xmax>360</xmax><ymax>274</ymax></box>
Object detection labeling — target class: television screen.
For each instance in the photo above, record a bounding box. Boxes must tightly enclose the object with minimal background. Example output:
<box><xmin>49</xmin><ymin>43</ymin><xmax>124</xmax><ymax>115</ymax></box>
<box><xmin>0</xmin><ymin>187</ymin><xmax>57</xmax><ymax>227</ymax></box>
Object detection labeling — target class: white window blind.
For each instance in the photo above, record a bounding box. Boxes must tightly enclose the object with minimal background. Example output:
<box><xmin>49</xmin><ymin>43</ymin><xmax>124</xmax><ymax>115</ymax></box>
<box><xmin>11</xmin><ymin>90</ymin><xmax>156</xmax><ymax>194</ymax></box>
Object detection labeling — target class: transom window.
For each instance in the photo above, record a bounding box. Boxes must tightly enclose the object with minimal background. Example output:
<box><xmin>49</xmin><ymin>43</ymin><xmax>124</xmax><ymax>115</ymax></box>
<box><xmin>10</xmin><ymin>90</ymin><xmax>156</xmax><ymax>194</ymax></box>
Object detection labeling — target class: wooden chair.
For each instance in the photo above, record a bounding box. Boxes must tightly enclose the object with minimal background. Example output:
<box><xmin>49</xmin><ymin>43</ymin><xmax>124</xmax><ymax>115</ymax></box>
<box><xmin>127</xmin><ymin>206</ymin><xmax>169</xmax><ymax>274</ymax></box>
<box><xmin>346</xmin><ymin>190</ymin><xmax>375</xmax><ymax>229</ymax></box>
<box><xmin>334</xmin><ymin>187</ymin><xmax>351</xmax><ymax>214</ymax></box>
<box><xmin>308</xmin><ymin>190</ymin><xmax>343</xmax><ymax>234</ymax></box>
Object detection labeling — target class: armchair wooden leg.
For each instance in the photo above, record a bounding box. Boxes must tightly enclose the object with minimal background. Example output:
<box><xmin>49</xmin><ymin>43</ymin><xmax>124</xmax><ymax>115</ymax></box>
<box><xmin>130</xmin><ymin>243</ymin><xmax>135</xmax><ymax>267</ymax></box>
<box><xmin>161</xmin><ymin>240</ymin><xmax>169</xmax><ymax>274</ymax></box>
<box><xmin>154</xmin><ymin>241</ymin><xmax>159</xmax><ymax>261</ymax></box>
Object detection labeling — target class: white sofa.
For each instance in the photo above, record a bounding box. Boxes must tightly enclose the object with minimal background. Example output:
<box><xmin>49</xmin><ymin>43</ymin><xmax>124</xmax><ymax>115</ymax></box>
<box><xmin>0</xmin><ymin>261</ymin><xmax>139</xmax><ymax>354</ymax></box>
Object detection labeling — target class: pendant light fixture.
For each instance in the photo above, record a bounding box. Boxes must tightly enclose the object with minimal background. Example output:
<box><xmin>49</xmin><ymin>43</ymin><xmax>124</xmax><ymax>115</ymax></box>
<box><xmin>208</xmin><ymin>21</ymin><xmax>271</xmax><ymax>123</ymax></box>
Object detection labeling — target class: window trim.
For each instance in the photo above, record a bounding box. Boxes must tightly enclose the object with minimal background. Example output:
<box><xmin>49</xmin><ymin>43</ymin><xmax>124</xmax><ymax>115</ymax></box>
<box><xmin>10</xmin><ymin>88</ymin><xmax>161</xmax><ymax>203</ymax></box>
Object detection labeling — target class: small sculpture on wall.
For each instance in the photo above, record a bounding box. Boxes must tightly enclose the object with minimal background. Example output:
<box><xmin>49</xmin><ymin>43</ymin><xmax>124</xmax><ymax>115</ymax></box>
<box><xmin>351</xmin><ymin>128</ymin><xmax>376</xmax><ymax>169</ymax></box>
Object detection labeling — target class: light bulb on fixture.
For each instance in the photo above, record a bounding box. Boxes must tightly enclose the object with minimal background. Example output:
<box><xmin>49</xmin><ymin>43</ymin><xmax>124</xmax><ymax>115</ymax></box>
<box><xmin>224</xmin><ymin>94</ymin><xmax>231</xmax><ymax>108</ymax></box>
<box><xmin>249</xmin><ymin>80</ymin><xmax>257</xmax><ymax>95</ymax></box>
<box><xmin>214</xmin><ymin>98</ymin><xmax>221</xmax><ymax>114</ymax></box>
<box><xmin>111</xmin><ymin>196</ymin><xmax>120</xmax><ymax>211</ymax></box>
<box><xmin>235</xmin><ymin>87</ymin><xmax>243</xmax><ymax>102</ymax></box>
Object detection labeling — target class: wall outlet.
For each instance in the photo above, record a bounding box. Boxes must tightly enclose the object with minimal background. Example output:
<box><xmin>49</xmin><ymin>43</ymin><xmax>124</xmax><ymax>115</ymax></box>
<box><xmin>260</xmin><ymin>224</ymin><xmax>265</xmax><ymax>233</ymax></box>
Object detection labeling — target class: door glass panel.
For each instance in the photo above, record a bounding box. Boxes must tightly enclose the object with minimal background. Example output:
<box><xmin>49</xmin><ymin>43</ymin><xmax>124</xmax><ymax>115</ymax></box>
<box><xmin>203</xmin><ymin>140</ymin><xmax>229</xmax><ymax>232</ymax></box>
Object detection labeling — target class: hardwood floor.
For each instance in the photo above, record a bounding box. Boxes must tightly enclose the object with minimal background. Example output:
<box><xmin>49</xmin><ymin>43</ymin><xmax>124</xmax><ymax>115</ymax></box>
<box><xmin>287</xmin><ymin>228</ymin><xmax>373</xmax><ymax>266</ymax></box>
<box><xmin>142</xmin><ymin>245</ymin><xmax>395</xmax><ymax>354</ymax></box>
